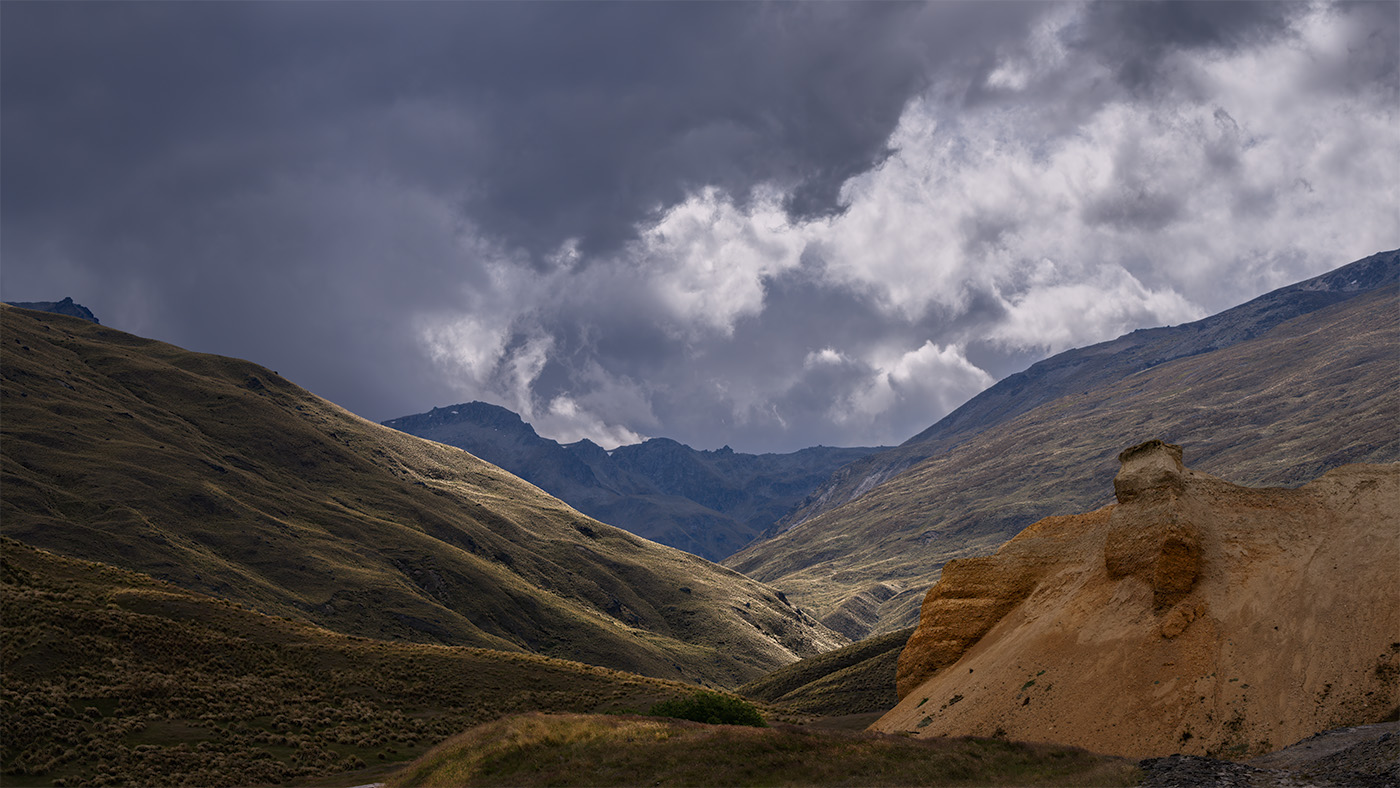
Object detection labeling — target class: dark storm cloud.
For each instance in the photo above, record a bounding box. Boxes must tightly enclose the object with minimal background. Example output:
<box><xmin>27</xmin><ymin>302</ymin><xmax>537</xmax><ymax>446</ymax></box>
<box><xmin>2</xmin><ymin>1</ymin><xmax>1019</xmax><ymax>260</ymax></box>
<box><xmin>1068</xmin><ymin>1</ymin><xmax>1302</xmax><ymax>94</ymax></box>
<box><xmin>1</xmin><ymin>0</ymin><xmax>1048</xmax><ymax>428</ymax></box>
<box><xmin>3</xmin><ymin>2</ymin><xmax>1394</xmax><ymax>453</ymax></box>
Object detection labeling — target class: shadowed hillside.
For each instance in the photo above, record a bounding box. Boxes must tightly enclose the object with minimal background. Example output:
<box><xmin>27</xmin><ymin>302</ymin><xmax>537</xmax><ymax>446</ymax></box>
<box><xmin>727</xmin><ymin>267</ymin><xmax>1399</xmax><ymax>638</ymax></box>
<box><xmin>0</xmin><ymin>305</ymin><xmax>844</xmax><ymax>688</ymax></box>
<box><xmin>383</xmin><ymin>403</ymin><xmax>883</xmax><ymax>562</ymax></box>
<box><xmin>739</xmin><ymin>627</ymin><xmax>914</xmax><ymax>718</ymax></box>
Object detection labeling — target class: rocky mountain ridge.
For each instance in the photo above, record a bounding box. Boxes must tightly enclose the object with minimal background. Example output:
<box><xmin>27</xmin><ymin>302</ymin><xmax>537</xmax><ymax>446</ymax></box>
<box><xmin>3</xmin><ymin>296</ymin><xmax>99</xmax><ymax>323</ymax></box>
<box><xmin>775</xmin><ymin>249</ymin><xmax>1400</xmax><ymax>534</ymax></box>
<box><xmin>384</xmin><ymin>402</ymin><xmax>884</xmax><ymax>562</ymax></box>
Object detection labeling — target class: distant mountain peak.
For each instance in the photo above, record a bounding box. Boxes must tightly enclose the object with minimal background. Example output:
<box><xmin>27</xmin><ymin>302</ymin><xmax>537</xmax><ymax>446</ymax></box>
<box><xmin>4</xmin><ymin>296</ymin><xmax>99</xmax><ymax>324</ymax></box>
<box><xmin>382</xmin><ymin>402</ymin><xmax>886</xmax><ymax>561</ymax></box>
<box><xmin>386</xmin><ymin>401</ymin><xmax>535</xmax><ymax>436</ymax></box>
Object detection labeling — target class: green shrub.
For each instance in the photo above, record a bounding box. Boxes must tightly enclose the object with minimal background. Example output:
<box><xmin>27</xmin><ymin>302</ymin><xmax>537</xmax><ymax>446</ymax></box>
<box><xmin>647</xmin><ymin>691</ymin><xmax>766</xmax><ymax>728</ymax></box>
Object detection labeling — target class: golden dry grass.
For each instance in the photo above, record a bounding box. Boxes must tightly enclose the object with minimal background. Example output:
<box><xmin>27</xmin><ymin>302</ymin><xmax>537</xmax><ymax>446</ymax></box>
<box><xmin>389</xmin><ymin>712</ymin><xmax>1141</xmax><ymax>787</ymax></box>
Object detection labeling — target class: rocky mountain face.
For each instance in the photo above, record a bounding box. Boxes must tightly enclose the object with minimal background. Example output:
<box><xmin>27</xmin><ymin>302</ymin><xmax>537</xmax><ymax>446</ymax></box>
<box><xmin>875</xmin><ymin>440</ymin><xmax>1399</xmax><ymax>761</ymax></box>
<box><xmin>0</xmin><ymin>305</ymin><xmax>845</xmax><ymax>687</ymax></box>
<box><xmin>774</xmin><ymin>249</ymin><xmax>1400</xmax><ymax>534</ymax></box>
<box><xmin>725</xmin><ymin>253</ymin><xmax>1399</xmax><ymax>640</ymax></box>
<box><xmin>4</xmin><ymin>296</ymin><xmax>99</xmax><ymax>323</ymax></box>
<box><xmin>383</xmin><ymin>404</ymin><xmax>883</xmax><ymax>562</ymax></box>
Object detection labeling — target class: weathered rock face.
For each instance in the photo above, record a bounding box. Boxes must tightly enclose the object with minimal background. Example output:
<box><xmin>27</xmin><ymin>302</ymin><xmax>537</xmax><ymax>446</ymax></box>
<box><xmin>880</xmin><ymin>441</ymin><xmax>1400</xmax><ymax>760</ymax></box>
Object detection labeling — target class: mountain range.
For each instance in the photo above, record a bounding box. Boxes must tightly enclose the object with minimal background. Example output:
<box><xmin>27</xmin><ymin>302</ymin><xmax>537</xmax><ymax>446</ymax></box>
<box><xmin>383</xmin><ymin>403</ymin><xmax>884</xmax><ymax>562</ymax></box>
<box><xmin>773</xmin><ymin>248</ymin><xmax>1398</xmax><ymax>534</ymax></box>
<box><xmin>726</xmin><ymin>249</ymin><xmax>1399</xmax><ymax>639</ymax></box>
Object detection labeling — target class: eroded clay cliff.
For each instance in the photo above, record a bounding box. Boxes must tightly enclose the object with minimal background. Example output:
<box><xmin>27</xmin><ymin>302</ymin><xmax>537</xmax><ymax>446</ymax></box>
<box><xmin>877</xmin><ymin>440</ymin><xmax>1400</xmax><ymax>760</ymax></box>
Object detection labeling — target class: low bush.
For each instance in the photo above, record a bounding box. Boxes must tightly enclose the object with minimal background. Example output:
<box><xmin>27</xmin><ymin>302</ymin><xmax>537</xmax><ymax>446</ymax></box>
<box><xmin>647</xmin><ymin>691</ymin><xmax>766</xmax><ymax>727</ymax></box>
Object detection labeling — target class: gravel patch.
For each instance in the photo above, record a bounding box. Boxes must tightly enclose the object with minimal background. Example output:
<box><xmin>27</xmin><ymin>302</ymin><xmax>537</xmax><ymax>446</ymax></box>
<box><xmin>1139</xmin><ymin>722</ymin><xmax>1399</xmax><ymax>787</ymax></box>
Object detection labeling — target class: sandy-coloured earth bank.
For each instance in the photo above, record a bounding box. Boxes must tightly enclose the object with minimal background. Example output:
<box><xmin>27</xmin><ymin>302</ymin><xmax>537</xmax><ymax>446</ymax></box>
<box><xmin>876</xmin><ymin>440</ymin><xmax>1399</xmax><ymax>760</ymax></box>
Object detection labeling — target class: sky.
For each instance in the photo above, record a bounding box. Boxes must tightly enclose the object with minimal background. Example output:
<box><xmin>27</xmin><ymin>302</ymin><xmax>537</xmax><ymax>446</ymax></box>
<box><xmin>3</xmin><ymin>1</ymin><xmax>1396</xmax><ymax>453</ymax></box>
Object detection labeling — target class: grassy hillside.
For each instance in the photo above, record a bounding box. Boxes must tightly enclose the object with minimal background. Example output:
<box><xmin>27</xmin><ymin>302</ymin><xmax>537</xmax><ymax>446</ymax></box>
<box><xmin>739</xmin><ymin>628</ymin><xmax>914</xmax><ymax>717</ymax></box>
<box><xmin>0</xmin><ymin>305</ymin><xmax>844</xmax><ymax>687</ymax></box>
<box><xmin>727</xmin><ymin>282</ymin><xmax>1399</xmax><ymax>637</ymax></box>
<box><xmin>0</xmin><ymin>539</ymin><xmax>704</xmax><ymax>788</ymax></box>
<box><xmin>388</xmin><ymin>712</ymin><xmax>1139</xmax><ymax>787</ymax></box>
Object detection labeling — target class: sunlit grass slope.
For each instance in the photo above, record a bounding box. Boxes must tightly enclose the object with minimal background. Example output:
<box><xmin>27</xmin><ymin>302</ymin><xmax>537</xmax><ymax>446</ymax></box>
<box><xmin>388</xmin><ymin>712</ymin><xmax>1140</xmax><ymax>787</ymax></box>
<box><xmin>0</xmin><ymin>305</ymin><xmax>844</xmax><ymax>687</ymax></box>
<box><xmin>0</xmin><ymin>539</ymin><xmax>705</xmax><ymax>788</ymax></box>
<box><xmin>728</xmin><ymin>281</ymin><xmax>1400</xmax><ymax>637</ymax></box>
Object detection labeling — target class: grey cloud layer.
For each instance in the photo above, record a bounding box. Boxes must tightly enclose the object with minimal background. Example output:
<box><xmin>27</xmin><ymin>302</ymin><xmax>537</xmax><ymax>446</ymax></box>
<box><xmin>3</xmin><ymin>2</ymin><xmax>1395</xmax><ymax>452</ymax></box>
<box><xmin>4</xmin><ymin>2</ymin><xmax>1008</xmax><ymax>255</ymax></box>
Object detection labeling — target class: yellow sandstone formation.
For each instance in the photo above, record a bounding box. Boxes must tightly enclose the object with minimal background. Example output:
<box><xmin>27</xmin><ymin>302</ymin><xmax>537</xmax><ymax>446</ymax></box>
<box><xmin>877</xmin><ymin>440</ymin><xmax>1400</xmax><ymax>759</ymax></box>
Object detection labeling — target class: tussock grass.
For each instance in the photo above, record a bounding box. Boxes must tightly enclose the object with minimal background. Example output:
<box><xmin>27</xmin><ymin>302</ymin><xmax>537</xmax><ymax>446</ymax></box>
<box><xmin>0</xmin><ymin>539</ymin><xmax>703</xmax><ymax>787</ymax></box>
<box><xmin>0</xmin><ymin>304</ymin><xmax>845</xmax><ymax>691</ymax></box>
<box><xmin>390</xmin><ymin>712</ymin><xmax>1141</xmax><ymax>787</ymax></box>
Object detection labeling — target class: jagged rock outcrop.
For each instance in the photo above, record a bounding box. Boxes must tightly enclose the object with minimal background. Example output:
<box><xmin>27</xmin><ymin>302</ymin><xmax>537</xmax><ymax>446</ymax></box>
<box><xmin>5</xmin><ymin>296</ymin><xmax>99</xmax><ymax>323</ymax></box>
<box><xmin>878</xmin><ymin>441</ymin><xmax>1400</xmax><ymax>760</ymax></box>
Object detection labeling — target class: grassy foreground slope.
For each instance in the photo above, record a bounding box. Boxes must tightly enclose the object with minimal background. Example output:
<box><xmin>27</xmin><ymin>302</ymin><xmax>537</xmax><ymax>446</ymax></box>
<box><xmin>389</xmin><ymin>712</ymin><xmax>1139</xmax><ymax>788</ymax></box>
<box><xmin>728</xmin><ymin>280</ymin><xmax>1399</xmax><ymax>637</ymax></box>
<box><xmin>0</xmin><ymin>305</ymin><xmax>843</xmax><ymax>686</ymax></box>
<box><xmin>0</xmin><ymin>539</ymin><xmax>702</xmax><ymax>788</ymax></box>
